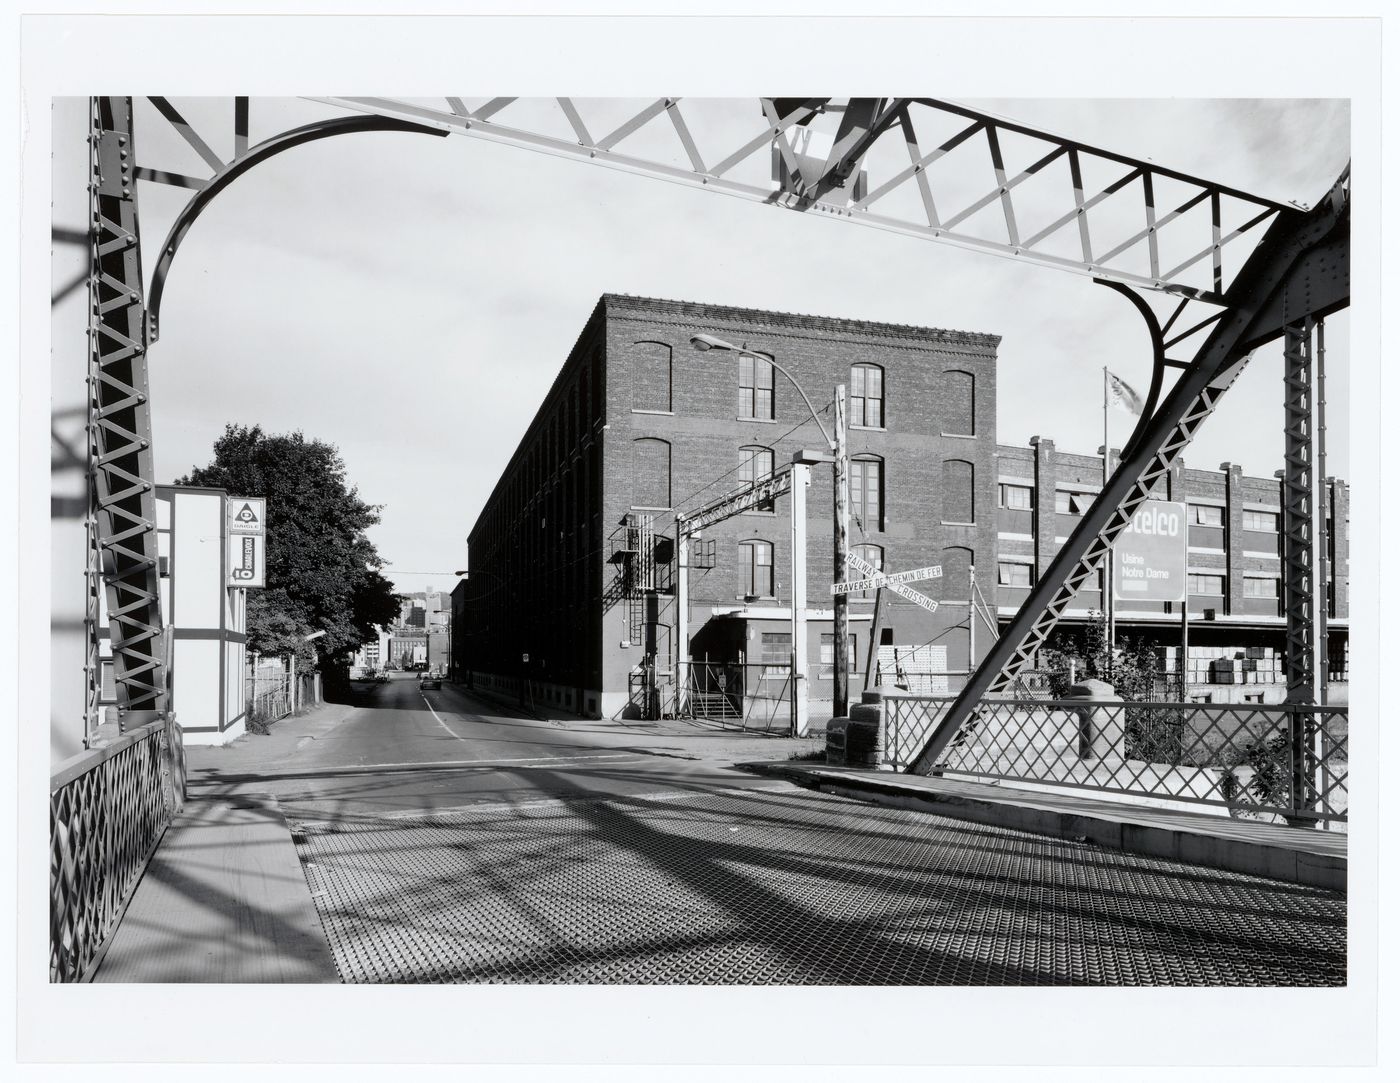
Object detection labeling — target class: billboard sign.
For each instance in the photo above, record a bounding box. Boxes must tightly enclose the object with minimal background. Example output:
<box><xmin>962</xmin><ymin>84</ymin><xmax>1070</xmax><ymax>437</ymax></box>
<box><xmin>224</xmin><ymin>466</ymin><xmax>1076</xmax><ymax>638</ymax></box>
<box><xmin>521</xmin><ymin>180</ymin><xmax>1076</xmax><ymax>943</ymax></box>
<box><xmin>1113</xmin><ymin>499</ymin><xmax>1187</xmax><ymax>603</ymax></box>
<box><xmin>227</xmin><ymin>495</ymin><xmax>267</xmax><ymax>587</ymax></box>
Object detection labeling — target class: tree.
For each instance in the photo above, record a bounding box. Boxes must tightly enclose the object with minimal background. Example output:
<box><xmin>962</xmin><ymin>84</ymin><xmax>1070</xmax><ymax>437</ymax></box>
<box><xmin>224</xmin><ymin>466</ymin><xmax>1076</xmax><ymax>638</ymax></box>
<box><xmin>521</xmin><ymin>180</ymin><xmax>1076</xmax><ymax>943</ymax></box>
<box><xmin>177</xmin><ymin>424</ymin><xmax>401</xmax><ymax>663</ymax></box>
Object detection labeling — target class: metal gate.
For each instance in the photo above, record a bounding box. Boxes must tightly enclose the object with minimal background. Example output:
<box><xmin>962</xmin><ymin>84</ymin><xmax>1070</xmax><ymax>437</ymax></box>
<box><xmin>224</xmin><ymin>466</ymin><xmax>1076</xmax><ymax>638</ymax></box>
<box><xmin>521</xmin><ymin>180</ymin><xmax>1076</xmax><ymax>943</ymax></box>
<box><xmin>679</xmin><ymin>661</ymin><xmax>792</xmax><ymax>733</ymax></box>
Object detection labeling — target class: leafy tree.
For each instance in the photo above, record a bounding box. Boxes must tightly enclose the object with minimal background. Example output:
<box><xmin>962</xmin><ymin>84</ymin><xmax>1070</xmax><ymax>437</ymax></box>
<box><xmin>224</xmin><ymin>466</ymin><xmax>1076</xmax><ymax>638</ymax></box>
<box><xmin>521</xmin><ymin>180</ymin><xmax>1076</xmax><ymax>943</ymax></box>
<box><xmin>1040</xmin><ymin>626</ymin><xmax>1185</xmax><ymax>763</ymax></box>
<box><xmin>177</xmin><ymin>424</ymin><xmax>401</xmax><ymax>664</ymax></box>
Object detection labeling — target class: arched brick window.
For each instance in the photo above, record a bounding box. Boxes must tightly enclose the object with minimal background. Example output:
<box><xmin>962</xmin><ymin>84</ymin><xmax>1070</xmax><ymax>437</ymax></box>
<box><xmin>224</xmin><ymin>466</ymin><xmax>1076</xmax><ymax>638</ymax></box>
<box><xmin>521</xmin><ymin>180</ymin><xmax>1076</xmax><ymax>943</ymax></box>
<box><xmin>739</xmin><ymin>445</ymin><xmax>775</xmax><ymax>512</ymax></box>
<box><xmin>943</xmin><ymin>369</ymin><xmax>975</xmax><ymax>436</ymax></box>
<box><xmin>632</xmin><ymin>437</ymin><xmax>671</xmax><ymax>509</ymax></box>
<box><xmin>850</xmin><ymin>455</ymin><xmax>884</xmax><ymax>532</ymax></box>
<box><xmin>632</xmin><ymin>341</ymin><xmax>673</xmax><ymax>412</ymax></box>
<box><xmin>850</xmin><ymin>363</ymin><xmax>885</xmax><ymax>428</ymax></box>
<box><xmin>940</xmin><ymin>546</ymin><xmax>974</xmax><ymax>599</ymax></box>
<box><xmin>739</xmin><ymin>540</ymin><xmax>775</xmax><ymax>598</ymax></box>
<box><xmin>942</xmin><ymin>459</ymin><xmax>975</xmax><ymax>523</ymax></box>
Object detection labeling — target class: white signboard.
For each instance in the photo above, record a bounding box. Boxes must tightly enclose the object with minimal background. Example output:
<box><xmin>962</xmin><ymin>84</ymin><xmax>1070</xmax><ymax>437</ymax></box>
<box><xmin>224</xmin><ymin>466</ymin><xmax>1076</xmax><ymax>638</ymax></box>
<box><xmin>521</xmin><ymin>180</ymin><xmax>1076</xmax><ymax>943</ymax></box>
<box><xmin>1113</xmin><ymin>499</ymin><xmax>1187</xmax><ymax>603</ymax></box>
<box><xmin>228</xmin><ymin>497</ymin><xmax>266</xmax><ymax>536</ymax></box>
<box><xmin>844</xmin><ymin>554</ymin><xmax>941</xmax><ymax>613</ymax></box>
<box><xmin>228</xmin><ymin>531</ymin><xmax>266</xmax><ymax>588</ymax></box>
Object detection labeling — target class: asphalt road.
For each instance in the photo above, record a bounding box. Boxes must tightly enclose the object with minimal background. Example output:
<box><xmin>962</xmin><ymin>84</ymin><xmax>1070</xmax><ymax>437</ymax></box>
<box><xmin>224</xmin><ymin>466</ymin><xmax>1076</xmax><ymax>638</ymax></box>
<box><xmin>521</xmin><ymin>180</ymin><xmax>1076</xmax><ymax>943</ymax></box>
<box><xmin>190</xmin><ymin>674</ymin><xmax>816</xmax><ymax>821</ymax></box>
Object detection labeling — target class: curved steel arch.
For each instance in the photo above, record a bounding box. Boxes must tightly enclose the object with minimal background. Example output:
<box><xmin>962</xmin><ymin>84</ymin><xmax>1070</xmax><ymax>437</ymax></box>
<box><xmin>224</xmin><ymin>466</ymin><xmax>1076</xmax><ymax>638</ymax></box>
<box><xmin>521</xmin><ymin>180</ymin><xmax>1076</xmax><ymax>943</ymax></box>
<box><xmin>146</xmin><ymin>114</ymin><xmax>447</xmax><ymax>339</ymax></box>
<box><xmin>88</xmin><ymin>94</ymin><xmax>1349</xmax><ymax>736</ymax></box>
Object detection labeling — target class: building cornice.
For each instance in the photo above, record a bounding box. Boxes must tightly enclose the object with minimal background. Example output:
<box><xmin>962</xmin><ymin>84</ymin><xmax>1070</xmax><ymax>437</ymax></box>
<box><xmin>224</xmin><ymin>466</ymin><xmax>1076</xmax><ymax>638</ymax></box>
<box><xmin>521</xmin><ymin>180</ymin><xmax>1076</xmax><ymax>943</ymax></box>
<box><xmin>602</xmin><ymin>293</ymin><xmax>1001</xmax><ymax>354</ymax></box>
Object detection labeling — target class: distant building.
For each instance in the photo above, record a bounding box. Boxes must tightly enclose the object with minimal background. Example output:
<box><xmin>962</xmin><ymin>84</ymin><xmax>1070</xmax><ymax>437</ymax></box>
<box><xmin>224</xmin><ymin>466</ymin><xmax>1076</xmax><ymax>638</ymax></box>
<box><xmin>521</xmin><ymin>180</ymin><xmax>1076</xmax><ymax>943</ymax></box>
<box><xmin>995</xmin><ymin>440</ymin><xmax>1349</xmax><ymax>703</ymax></box>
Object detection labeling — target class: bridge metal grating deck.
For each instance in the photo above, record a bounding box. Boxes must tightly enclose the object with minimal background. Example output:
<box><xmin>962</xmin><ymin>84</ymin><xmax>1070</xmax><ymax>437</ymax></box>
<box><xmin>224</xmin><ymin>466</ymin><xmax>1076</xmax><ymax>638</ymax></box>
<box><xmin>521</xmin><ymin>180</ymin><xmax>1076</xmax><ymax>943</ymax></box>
<box><xmin>288</xmin><ymin>786</ymin><xmax>1346</xmax><ymax>986</ymax></box>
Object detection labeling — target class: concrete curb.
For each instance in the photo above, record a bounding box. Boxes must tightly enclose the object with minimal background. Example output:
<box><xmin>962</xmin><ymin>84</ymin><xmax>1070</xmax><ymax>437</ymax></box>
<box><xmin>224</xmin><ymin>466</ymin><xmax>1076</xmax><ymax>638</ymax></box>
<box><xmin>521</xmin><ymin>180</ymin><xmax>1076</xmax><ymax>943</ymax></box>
<box><xmin>747</xmin><ymin>762</ymin><xmax>1346</xmax><ymax>894</ymax></box>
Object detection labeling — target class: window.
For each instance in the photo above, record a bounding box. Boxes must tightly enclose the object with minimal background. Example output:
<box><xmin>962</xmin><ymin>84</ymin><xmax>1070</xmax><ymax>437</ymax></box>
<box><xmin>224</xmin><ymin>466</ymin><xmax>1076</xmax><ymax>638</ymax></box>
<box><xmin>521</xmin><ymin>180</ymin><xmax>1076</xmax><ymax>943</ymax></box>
<box><xmin>850</xmin><ymin>364</ymin><xmax>885</xmax><ymax>428</ymax></box>
<box><xmin>1243</xmin><ymin>509</ymin><xmax>1279</xmax><ymax>532</ymax></box>
<box><xmin>850</xmin><ymin>543</ymin><xmax>884</xmax><ymax>599</ymax></box>
<box><xmin>1190</xmin><ymin>504</ymin><xmax>1223</xmax><ymax>527</ymax></box>
<box><xmin>1243</xmin><ymin>577</ymin><xmax>1279</xmax><ymax>599</ymax></box>
<box><xmin>740</xmin><ymin>540</ymin><xmax>774</xmax><ymax>598</ymax></box>
<box><xmin>943</xmin><ymin>370</ymin><xmax>975</xmax><ymax>436</ymax></box>
<box><xmin>632</xmin><ymin>438</ymin><xmax>671</xmax><ymax>509</ymax></box>
<box><xmin>632</xmin><ymin>341</ymin><xmax>672</xmax><ymax>412</ymax></box>
<box><xmin>739</xmin><ymin>445</ymin><xmax>775</xmax><ymax>512</ymax></box>
<box><xmin>849</xmin><ymin>456</ymin><xmax>884</xmax><ymax>532</ymax></box>
<box><xmin>692</xmin><ymin>539</ymin><xmax>716</xmax><ymax>569</ymax></box>
<box><xmin>820</xmin><ymin>633</ymin><xmax>859</xmax><ymax>676</ymax></box>
<box><xmin>1056</xmin><ymin>490</ymin><xmax>1096</xmax><ymax>515</ymax></box>
<box><xmin>940</xmin><ymin>546</ymin><xmax>973</xmax><ymax>598</ymax></box>
<box><xmin>942</xmin><ymin>459</ymin><xmax>974</xmax><ymax>523</ymax></box>
<box><xmin>998</xmin><ymin>483</ymin><xmax>1033</xmax><ymax>510</ymax></box>
<box><xmin>997</xmin><ymin>561</ymin><xmax>1032</xmax><ymax>587</ymax></box>
<box><xmin>738</xmin><ymin>352</ymin><xmax>775</xmax><ymax>419</ymax></box>
<box><xmin>760</xmin><ymin>632</ymin><xmax>791</xmax><ymax>677</ymax></box>
<box><xmin>1188</xmin><ymin>573</ymin><xmax>1226</xmax><ymax>595</ymax></box>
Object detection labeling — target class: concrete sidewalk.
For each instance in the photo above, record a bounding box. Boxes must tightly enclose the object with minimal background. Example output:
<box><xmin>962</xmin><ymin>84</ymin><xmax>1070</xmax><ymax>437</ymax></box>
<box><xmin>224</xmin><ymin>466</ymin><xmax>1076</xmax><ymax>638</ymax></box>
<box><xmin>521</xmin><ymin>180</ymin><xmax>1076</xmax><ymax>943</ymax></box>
<box><xmin>93</xmin><ymin>795</ymin><xmax>339</xmax><ymax>982</ymax></box>
<box><xmin>749</xmin><ymin>761</ymin><xmax>1347</xmax><ymax>893</ymax></box>
<box><xmin>92</xmin><ymin>704</ymin><xmax>356</xmax><ymax>983</ymax></box>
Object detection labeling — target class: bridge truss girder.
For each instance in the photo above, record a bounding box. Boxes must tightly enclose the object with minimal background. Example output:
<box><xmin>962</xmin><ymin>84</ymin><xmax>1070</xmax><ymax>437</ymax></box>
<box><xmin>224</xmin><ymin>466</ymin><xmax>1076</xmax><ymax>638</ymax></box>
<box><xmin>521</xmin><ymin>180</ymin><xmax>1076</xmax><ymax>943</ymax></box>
<box><xmin>86</xmin><ymin>95</ymin><xmax>1346</xmax><ymax>743</ymax></box>
<box><xmin>911</xmin><ymin>172</ymin><xmax>1350</xmax><ymax>776</ymax></box>
<box><xmin>88</xmin><ymin>97</ymin><xmax>166</xmax><ymax>722</ymax></box>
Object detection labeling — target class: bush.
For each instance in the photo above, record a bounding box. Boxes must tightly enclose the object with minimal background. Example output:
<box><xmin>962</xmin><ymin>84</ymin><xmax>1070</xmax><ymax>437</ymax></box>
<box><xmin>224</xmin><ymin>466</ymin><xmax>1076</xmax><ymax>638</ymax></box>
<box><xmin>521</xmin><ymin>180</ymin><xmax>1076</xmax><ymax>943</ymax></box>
<box><xmin>1125</xmin><ymin>704</ymin><xmax>1187</xmax><ymax>764</ymax></box>
<box><xmin>1243</xmin><ymin>730</ymin><xmax>1292</xmax><ymax>806</ymax></box>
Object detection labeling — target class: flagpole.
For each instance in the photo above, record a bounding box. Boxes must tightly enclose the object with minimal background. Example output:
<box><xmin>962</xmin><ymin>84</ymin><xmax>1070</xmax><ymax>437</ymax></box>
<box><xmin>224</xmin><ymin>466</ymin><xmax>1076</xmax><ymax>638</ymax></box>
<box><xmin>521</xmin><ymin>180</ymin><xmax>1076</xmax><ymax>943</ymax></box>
<box><xmin>1103</xmin><ymin>367</ymin><xmax>1114</xmax><ymax>681</ymax></box>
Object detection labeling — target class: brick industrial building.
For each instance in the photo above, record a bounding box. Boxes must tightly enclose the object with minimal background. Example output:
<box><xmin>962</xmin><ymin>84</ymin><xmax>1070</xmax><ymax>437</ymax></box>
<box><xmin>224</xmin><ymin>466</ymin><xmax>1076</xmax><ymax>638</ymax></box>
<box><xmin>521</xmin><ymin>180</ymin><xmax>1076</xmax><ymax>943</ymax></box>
<box><xmin>454</xmin><ymin>294</ymin><xmax>1350</xmax><ymax>719</ymax></box>
<box><xmin>455</xmin><ymin>294</ymin><xmax>1001</xmax><ymax>719</ymax></box>
<box><xmin>995</xmin><ymin>441</ymin><xmax>1350</xmax><ymax>702</ymax></box>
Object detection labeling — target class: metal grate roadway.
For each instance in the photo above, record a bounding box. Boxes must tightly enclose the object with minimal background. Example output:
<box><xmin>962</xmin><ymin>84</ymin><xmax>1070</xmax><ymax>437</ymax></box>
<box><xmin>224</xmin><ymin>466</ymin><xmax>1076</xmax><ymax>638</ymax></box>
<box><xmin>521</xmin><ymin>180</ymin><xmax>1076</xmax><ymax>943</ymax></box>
<box><xmin>288</xmin><ymin>786</ymin><xmax>1345</xmax><ymax>986</ymax></box>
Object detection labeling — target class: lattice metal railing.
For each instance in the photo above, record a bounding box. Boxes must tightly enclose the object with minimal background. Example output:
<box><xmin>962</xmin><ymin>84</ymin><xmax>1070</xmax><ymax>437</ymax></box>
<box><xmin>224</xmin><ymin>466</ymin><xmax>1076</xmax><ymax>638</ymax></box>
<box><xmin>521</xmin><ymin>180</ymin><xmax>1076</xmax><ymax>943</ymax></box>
<box><xmin>49</xmin><ymin>716</ymin><xmax>185</xmax><ymax>982</ymax></box>
<box><xmin>884</xmin><ymin>696</ymin><xmax>1347</xmax><ymax>824</ymax></box>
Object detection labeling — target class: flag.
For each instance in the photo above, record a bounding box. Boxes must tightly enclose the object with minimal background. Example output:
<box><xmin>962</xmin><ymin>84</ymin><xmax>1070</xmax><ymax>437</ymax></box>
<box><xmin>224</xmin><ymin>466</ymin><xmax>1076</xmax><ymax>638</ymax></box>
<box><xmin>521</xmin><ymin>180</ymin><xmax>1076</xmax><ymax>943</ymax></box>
<box><xmin>1106</xmin><ymin>370</ymin><xmax>1144</xmax><ymax>415</ymax></box>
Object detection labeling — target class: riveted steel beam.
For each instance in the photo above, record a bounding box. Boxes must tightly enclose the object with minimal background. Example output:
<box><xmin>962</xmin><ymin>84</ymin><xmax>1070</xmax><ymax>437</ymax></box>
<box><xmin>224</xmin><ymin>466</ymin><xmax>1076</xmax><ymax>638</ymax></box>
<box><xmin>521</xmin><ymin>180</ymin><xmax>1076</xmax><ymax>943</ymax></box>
<box><xmin>910</xmin><ymin>169</ymin><xmax>1350</xmax><ymax>777</ymax></box>
<box><xmin>89</xmin><ymin>96</ymin><xmax>165</xmax><ymax>720</ymax></box>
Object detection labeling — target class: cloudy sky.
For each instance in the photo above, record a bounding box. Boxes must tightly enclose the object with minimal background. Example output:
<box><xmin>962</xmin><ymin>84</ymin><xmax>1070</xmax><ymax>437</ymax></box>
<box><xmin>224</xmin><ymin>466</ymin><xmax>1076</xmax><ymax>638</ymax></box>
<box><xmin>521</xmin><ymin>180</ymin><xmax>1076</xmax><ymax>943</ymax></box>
<box><xmin>51</xmin><ymin>94</ymin><xmax>1352</xmax><ymax>597</ymax></box>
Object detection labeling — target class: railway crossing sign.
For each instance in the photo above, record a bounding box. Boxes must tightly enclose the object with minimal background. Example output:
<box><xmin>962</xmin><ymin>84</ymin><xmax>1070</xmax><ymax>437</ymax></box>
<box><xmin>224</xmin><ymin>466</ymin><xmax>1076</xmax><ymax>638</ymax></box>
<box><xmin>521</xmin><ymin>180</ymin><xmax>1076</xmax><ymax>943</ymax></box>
<box><xmin>838</xmin><ymin>555</ymin><xmax>941</xmax><ymax>613</ymax></box>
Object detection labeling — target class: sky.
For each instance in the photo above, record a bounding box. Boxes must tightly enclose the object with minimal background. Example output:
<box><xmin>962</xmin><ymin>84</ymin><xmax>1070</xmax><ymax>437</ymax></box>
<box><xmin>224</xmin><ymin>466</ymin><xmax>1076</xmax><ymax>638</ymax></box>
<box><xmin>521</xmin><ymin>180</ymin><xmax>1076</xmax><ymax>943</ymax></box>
<box><xmin>51</xmin><ymin>95</ymin><xmax>1352</xmax><ymax>598</ymax></box>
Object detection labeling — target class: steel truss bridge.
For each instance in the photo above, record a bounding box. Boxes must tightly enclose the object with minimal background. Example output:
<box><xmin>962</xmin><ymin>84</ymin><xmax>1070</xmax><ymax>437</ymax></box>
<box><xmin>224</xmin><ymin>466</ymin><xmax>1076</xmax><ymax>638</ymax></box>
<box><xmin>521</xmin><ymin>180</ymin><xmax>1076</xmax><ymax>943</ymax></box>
<box><xmin>83</xmin><ymin>95</ymin><xmax>1349</xmax><ymax>776</ymax></box>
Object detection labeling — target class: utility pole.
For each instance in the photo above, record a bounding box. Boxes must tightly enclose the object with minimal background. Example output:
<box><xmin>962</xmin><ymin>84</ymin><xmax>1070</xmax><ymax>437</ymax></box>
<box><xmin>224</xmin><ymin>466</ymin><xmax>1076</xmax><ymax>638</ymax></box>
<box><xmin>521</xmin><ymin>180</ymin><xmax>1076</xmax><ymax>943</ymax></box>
<box><xmin>832</xmin><ymin>383</ymin><xmax>851</xmax><ymax>717</ymax></box>
<box><xmin>791</xmin><ymin>459</ymin><xmax>810</xmax><ymax>737</ymax></box>
<box><xmin>676</xmin><ymin>528</ymin><xmax>690</xmax><ymax>716</ymax></box>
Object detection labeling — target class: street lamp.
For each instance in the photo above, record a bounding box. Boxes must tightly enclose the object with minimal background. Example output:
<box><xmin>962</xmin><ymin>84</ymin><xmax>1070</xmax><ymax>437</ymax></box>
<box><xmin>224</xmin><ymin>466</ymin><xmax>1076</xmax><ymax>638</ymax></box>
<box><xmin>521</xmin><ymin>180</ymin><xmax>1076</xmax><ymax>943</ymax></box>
<box><xmin>688</xmin><ymin>333</ymin><xmax>853</xmax><ymax>725</ymax></box>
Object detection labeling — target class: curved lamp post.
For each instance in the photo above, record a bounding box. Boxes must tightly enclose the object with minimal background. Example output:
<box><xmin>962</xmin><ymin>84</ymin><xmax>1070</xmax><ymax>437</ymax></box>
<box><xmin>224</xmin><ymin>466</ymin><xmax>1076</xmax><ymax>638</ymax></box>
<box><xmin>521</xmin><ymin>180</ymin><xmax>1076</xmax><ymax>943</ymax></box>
<box><xmin>688</xmin><ymin>333</ymin><xmax>853</xmax><ymax>726</ymax></box>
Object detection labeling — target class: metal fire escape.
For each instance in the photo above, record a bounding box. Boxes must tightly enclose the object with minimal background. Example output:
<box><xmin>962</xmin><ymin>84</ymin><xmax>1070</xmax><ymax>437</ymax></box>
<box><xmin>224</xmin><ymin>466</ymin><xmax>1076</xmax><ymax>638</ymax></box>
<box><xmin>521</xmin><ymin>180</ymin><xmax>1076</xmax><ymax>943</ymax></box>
<box><xmin>609</xmin><ymin>514</ymin><xmax>656</xmax><ymax>647</ymax></box>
